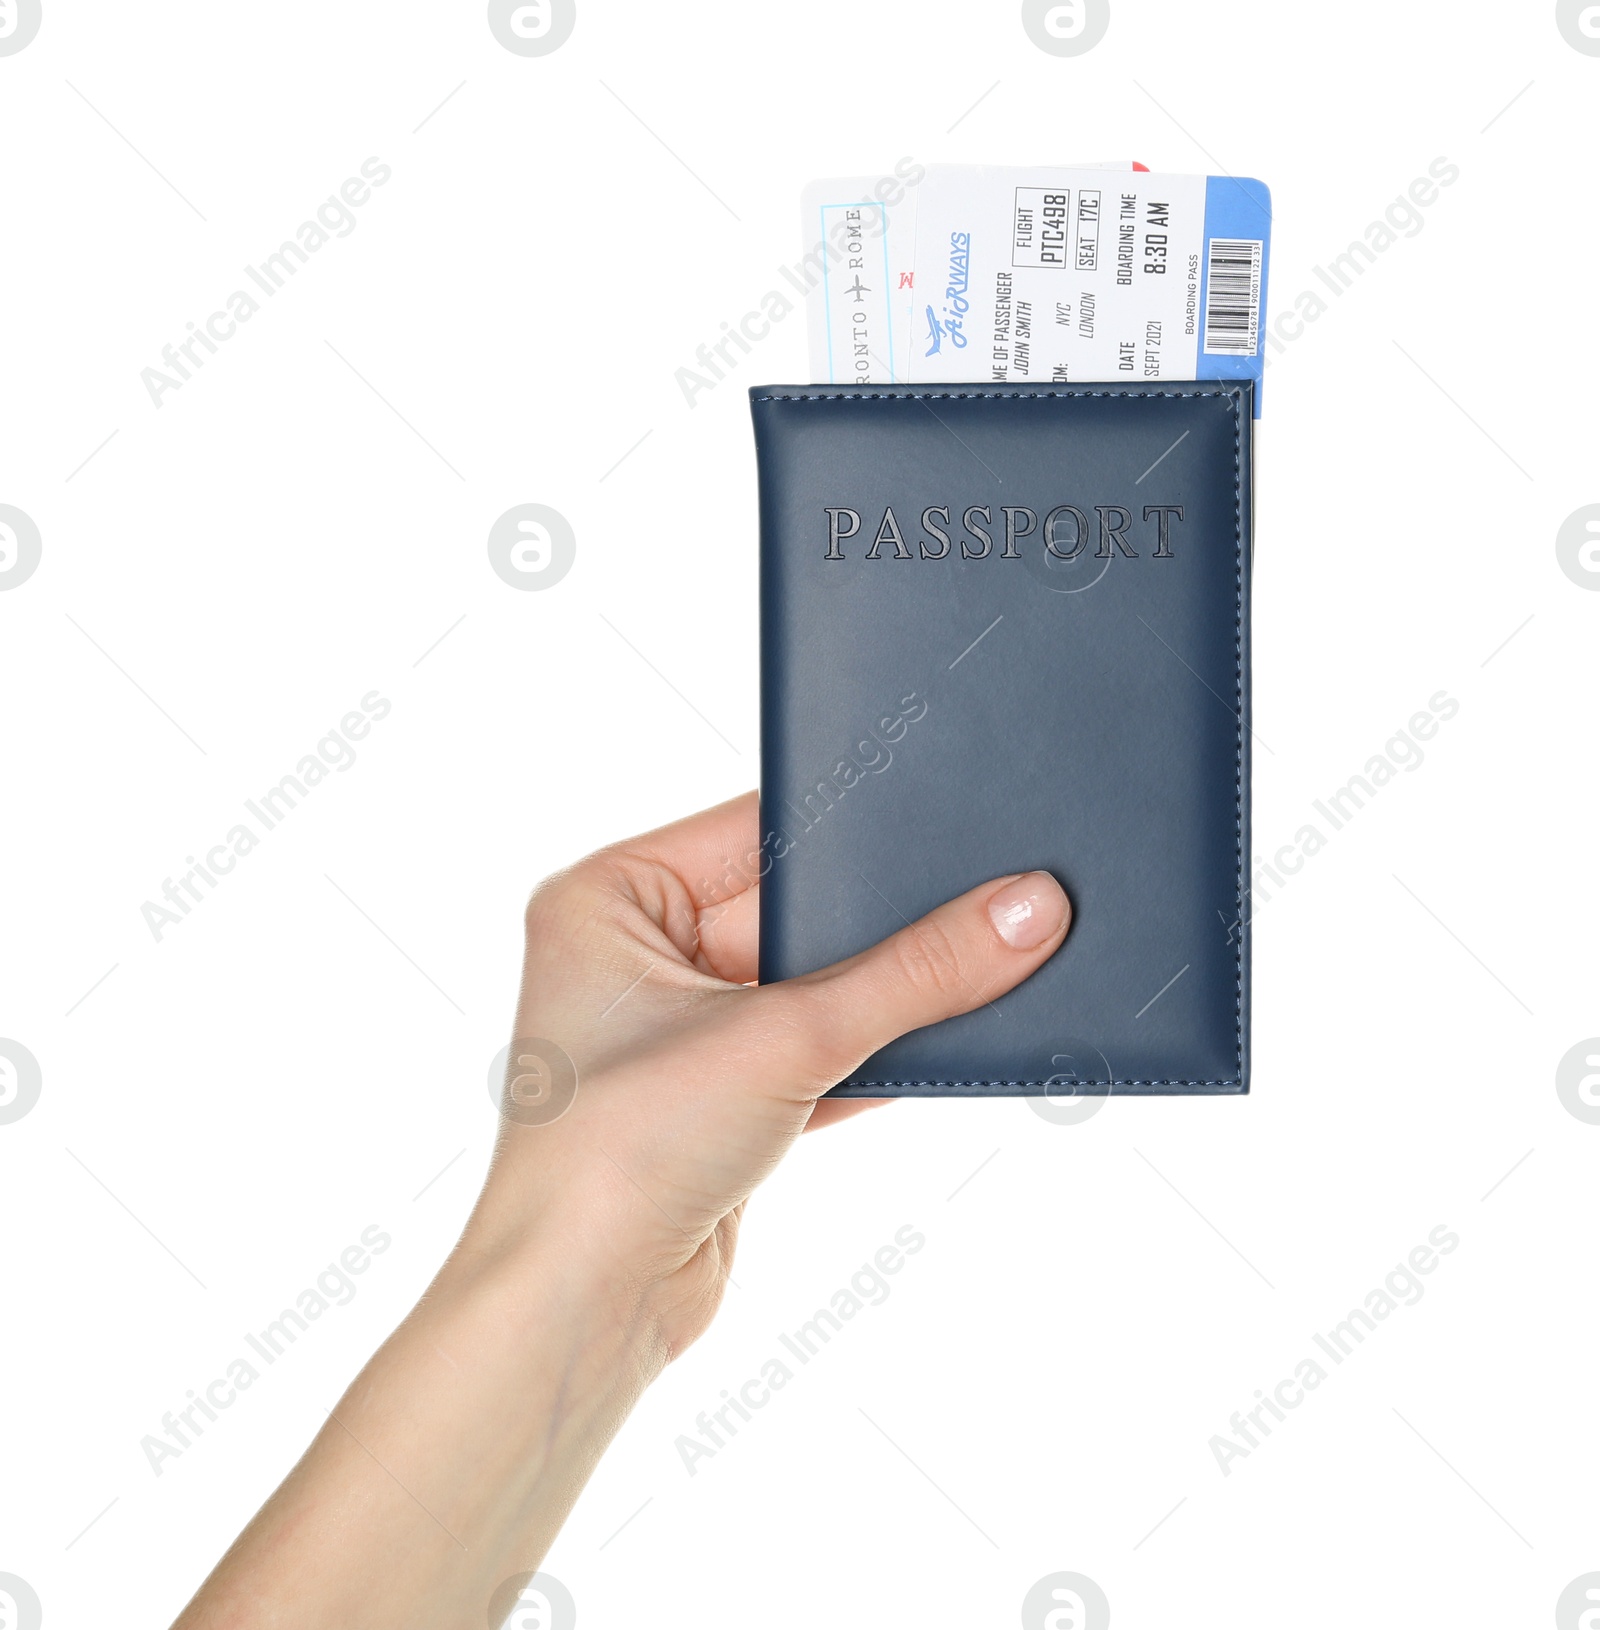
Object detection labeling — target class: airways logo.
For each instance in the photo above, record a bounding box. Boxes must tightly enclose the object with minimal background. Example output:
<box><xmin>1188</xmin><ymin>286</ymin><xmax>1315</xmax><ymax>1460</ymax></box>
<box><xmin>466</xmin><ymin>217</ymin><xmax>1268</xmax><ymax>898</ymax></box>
<box><xmin>924</xmin><ymin>230</ymin><xmax>973</xmax><ymax>356</ymax></box>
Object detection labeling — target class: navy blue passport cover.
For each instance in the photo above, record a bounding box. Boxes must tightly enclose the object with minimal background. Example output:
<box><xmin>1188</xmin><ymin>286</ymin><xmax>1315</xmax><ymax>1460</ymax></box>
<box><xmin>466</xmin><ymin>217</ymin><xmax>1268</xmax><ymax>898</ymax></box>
<box><xmin>752</xmin><ymin>382</ymin><xmax>1251</xmax><ymax>1097</ymax></box>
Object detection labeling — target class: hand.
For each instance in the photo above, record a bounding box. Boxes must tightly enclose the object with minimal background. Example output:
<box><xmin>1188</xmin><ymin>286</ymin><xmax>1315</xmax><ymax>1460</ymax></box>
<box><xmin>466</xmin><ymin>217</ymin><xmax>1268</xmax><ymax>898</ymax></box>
<box><xmin>464</xmin><ymin>789</ymin><xmax>1073</xmax><ymax>1356</ymax></box>
<box><xmin>173</xmin><ymin>792</ymin><xmax>1070</xmax><ymax>1629</ymax></box>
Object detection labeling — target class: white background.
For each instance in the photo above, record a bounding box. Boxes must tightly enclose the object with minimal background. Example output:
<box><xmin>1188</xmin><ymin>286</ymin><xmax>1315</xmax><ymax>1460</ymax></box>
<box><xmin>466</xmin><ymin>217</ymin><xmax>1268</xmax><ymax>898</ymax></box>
<box><xmin>2</xmin><ymin>2</ymin><xmax>1597</xmax><ymax>1626</ymax></box>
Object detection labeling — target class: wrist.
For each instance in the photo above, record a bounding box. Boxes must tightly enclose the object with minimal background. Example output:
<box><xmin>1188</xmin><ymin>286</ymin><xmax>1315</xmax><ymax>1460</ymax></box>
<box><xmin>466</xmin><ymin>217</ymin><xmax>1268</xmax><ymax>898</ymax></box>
<box><xmin>455</xmin><ymin>1150</ymin><xmax>732</xmax><ymax>1365</ymax></box>
<box><xmin>441</xmin><ymin>1205</ymin><xmax>674</xmax><ymax>1386</ymax></box>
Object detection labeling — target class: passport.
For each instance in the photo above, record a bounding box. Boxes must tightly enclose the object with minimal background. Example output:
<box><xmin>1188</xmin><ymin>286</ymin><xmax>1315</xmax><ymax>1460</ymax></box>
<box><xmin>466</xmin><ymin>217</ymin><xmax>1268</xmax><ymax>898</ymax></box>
<box><xmin>752</xmin><ymin>381</ymin><xmax>1253</xmax><ymax>1097</ymax></box>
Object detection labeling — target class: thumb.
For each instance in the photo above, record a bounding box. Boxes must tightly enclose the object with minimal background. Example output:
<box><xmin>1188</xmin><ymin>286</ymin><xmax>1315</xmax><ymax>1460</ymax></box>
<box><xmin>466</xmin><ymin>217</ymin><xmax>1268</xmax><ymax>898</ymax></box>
<box><xmin>772</xmin><ymin>871</ymin><xmax>1071</xmax><ymax>1084</ymax></box>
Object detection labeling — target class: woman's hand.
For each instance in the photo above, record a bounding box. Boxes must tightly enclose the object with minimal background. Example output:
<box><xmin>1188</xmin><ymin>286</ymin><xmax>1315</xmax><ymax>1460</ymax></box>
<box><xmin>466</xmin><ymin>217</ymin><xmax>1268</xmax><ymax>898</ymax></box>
<box><xmin>466</xmin><ymin>790</ymin><xmax>1072</xmax><ymax>1357</ymax></box>
<box><xmin>173</xmin><ymin>792</ymin><xmax>1069</xmax><ymax>1630</ymax></box>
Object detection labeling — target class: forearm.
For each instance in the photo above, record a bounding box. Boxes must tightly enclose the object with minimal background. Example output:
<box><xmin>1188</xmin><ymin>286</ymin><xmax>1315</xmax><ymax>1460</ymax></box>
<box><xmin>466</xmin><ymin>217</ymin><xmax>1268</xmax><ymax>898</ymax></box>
<box><xmin>172</xmin><ymin>1231</ymin><xmax>669</xmax><ymax>1630</ymax></box>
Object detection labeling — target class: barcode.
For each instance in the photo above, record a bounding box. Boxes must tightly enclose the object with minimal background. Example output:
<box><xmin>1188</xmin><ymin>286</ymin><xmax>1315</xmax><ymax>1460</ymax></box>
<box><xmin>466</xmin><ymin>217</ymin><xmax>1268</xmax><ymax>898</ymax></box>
<box><xmin>1203</xmin><ymin>238</ymin><xmax>1262</xmax><ymax>356</ymax></box>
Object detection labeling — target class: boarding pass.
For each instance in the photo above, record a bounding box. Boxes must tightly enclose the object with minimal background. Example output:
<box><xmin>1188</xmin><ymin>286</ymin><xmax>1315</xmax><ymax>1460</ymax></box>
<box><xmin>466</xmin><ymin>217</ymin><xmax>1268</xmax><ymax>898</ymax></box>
<box><xmin>803</xmin><ymin>163</ymin><xmax>1272</xmax><ymax>414</ymax></box>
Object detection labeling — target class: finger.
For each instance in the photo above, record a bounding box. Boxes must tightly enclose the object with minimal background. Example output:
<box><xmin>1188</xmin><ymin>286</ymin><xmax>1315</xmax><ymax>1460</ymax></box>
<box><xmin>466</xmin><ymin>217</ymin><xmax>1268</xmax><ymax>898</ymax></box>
<box><xmin>694</xmin><ymin>883</ymin><xmax>760</xmax><ymax>985</ymax></box>
<box><xmin>771</xmin><ymin>872</ymin><xmax>1071</xmax><ymax>1086</ymax></box>
<box><xmin>803</xmin><ymin>1097</ymin><xmax>894</xmax><ymax>1133</ymax></box>
<box><xmin>611</xmin><ymin>791</ymin><xmax>763</xmax><ymax>909</ymax></box>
